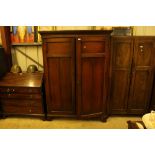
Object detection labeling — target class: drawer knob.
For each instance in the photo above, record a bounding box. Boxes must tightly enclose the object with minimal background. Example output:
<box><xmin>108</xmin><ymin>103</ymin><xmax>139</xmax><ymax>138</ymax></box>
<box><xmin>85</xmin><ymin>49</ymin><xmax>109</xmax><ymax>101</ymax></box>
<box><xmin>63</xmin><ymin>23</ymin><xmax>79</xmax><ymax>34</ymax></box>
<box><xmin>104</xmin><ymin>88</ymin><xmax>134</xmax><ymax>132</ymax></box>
<box><xmin>29</xmin><ymin>109</ymin><xmax>32</xmax><ymax>112</ymax></box>
<box><xmin>78</xmin><ymin>38</ymin><xmax>81</xmax><ymax>41</ymax></box>
<box><xmin>7</xmin><ymin>88</ymin><xmax>10</xmax><ymax>93</ymax></box>
<box><xmin>83</xmin><ymin>45</ymin><xmax>86</xmax><ymax>49</ymax></box>
<box><xmin>139</xmin><ymin>45</ymin><xmax>144</xmax><ymax>53</ymax></box>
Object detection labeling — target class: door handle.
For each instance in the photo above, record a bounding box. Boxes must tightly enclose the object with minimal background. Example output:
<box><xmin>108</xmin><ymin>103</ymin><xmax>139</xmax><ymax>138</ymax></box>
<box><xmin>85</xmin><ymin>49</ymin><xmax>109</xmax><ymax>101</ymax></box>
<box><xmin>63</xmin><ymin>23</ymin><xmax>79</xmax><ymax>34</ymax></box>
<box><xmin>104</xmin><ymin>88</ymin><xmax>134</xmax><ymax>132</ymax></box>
<box><xmin>139</xmin><ymin>45</ymin><xmax>144</xmax><ymax>53</ymax></box>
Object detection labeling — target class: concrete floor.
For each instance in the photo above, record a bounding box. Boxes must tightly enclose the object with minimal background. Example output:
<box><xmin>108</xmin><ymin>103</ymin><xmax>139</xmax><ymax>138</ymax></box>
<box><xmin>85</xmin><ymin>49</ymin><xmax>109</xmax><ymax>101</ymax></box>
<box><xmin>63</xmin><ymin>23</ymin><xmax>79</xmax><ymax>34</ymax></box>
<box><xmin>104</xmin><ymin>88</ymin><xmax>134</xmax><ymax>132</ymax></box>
<box><xmin>0</xmin><ymin>116</ymin><xmax>142</xmax><ymax>129</ymax></box>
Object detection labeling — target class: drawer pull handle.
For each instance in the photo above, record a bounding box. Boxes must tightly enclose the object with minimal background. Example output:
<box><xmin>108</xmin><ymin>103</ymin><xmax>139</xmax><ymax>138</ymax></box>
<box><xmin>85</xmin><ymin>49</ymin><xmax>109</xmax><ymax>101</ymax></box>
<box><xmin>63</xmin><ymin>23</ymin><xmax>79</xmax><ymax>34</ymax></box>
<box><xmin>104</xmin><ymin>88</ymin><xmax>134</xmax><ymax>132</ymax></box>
<box><xmin>139</xmin><ymin>45</ymin><xmax>144</xmax><ymax>53</ymax></box>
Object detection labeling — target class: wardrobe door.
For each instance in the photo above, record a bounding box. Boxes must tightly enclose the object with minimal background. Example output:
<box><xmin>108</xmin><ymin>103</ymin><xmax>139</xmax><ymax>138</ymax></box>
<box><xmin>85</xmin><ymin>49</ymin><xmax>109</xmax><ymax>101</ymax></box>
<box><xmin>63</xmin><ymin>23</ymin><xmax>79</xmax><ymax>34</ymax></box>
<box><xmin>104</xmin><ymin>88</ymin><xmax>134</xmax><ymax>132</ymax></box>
<box><xmin>110</xmin><ymin>37</ymin><xmax>133</xmax><ymax>114</ymax></box>
<box><xmin>43</xmin><ymin>37</ymin><xmax>76</xmax><ymax>116</ymax></box>
<box><xmin>76</xmin><ymin>35</ymin><xmax>110</xmax><ymax>120</ymax></box>
<box><xmin>127</xmin><ymin>37</ymin><xmax>155</xmax><ymax>114</ymax></box>
<box><xmin>150</xmin><ymin>76</ymin><xmax>155</xmax><ymax>111</ymax></box>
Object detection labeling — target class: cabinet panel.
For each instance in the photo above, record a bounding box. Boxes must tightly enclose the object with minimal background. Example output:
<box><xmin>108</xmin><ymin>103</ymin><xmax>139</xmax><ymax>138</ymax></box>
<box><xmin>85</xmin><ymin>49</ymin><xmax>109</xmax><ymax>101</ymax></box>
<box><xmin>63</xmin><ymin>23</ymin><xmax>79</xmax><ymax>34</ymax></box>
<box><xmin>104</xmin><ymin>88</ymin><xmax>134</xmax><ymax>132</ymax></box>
<box><xmin>80</xmin><ymin>58</ymin><xmax>105</xmax><ymax>115</ymax></box>
<box><xmin>128</xmin><ymin>70</ymin><xmax>153</xmax><ymax>114</ymax></box>
<box><xmin>112</xmin><ymin>37</ymin><xmax>133</xmax><ymax>68</ymax></box>
<box><xmin>110</xmin><ymin>70</ymin><xmax>129</xmax><ymax>114</ymax></box>
<box><xmin>110</xmin><ymin>37</ymin><xmax>133</xmax><ymax>114</ymax></box>
<box><xmin>44</xmin><ymin>38</ymin><xmax>75</xmax><ymax>115</ymax></box>
<box><xmin>47</xmin><ymin>58</ymin><xmax>74</xmax><ymax>112</ymax></box>
<box><xmin>77</xmin><ymin>36</ymin><xmax>109</xmax><ymax>118</ymax></box>
<box><xmin>150</xmin><ymin>77</ymin><xmax>155</xmax><ymax>110</ymax></box>
<box><xmin>82</xmin><ymin>42</ymin><xmax>105</xmax><ymax>53</ymax></box>
<box><xmin>47</xmin><ymin>39</ymin><xmax>72</xmax><ymax>56</ymax></box>
<box><xmin>134</xmin><ymin>40</ymin><xmax>154</xmax><ymax>66</ymax></box>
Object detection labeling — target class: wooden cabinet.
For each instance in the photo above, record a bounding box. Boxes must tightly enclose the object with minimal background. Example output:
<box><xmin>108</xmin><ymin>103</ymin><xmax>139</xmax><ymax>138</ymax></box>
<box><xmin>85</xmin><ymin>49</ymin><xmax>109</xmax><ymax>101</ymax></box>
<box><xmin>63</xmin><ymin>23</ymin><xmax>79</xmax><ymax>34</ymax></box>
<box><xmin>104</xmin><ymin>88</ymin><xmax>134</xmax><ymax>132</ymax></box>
<box><xmin>0</xmin><ymin>73</ymin><xmax>45</xmax><ymax>119</ymax></box>
<box><xmin>40</xmin><ymin>30</ymin><xmax>111</xmax><ymax>121</ymax></box>
<box><xmin>110</xmin><ymin>36</ymin><xmax>155</xmax><ymax>115</ymax></box>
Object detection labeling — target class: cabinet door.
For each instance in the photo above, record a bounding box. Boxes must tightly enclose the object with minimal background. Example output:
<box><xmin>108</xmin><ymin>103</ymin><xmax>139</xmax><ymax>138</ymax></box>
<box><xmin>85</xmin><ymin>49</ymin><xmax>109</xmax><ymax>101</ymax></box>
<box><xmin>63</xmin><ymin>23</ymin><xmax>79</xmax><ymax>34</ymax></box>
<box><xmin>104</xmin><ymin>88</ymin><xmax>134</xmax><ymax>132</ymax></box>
<box><xmin>43</xmin><ymin>38</ymin><xmax>75</xmax><ymax>115</ymax></box>
<box><xmin>150</xmin><ymin>77</ymin><xmax>155</xmax><ymax>110</ymax></box>
<box><xmin>127</xmin><ymin>38</ymin><xmax>155</xmax><ymax>114</ymax></box>
<box><xmin>110</xmin><ymin>37</ymin><xmax>133</xmax><ymax>114</ymax></box>
<box><xmin>76</xmin><ymin>36</ymin><xmax>110</xmax><ymax>118</ymax></box>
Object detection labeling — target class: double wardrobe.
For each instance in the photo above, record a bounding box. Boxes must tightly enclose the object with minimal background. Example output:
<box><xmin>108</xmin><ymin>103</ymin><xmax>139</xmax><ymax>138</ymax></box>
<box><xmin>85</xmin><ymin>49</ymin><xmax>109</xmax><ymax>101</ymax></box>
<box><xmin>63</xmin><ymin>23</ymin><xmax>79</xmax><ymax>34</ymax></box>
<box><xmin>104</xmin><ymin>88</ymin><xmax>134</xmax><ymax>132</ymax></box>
<box><xmin>40</xmin><ymin>30</ymin><xmax>155</xmax><ymax>121</ymax></box>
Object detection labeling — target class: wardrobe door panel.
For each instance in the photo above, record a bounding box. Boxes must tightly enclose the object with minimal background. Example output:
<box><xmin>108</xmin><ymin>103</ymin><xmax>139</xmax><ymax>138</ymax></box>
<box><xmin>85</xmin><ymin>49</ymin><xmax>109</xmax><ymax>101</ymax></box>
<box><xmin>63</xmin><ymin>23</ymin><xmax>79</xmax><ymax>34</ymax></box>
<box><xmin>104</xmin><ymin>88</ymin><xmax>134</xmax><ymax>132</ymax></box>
<box><xmin>44</xmin><ymin>38</ymin><xmax>76</xmax><ymax>115</ymax></box>
<box><xmin>77</xmin><ymin>36</ymin><xmax>110</xmax><ymax>119</ymax></box>
<box><xmin>128</xmin><ymin>70</ymin><xmax>152</xmax><ymax>114</ymax></box>
<box><xmin>110</xmin><ymin>37</ymin><xmax>133</xmax><ymax>114</ymax></box>
<box><xmin>110</xmin><ymin>70</ymin><xmax>130</xmax><ymax>114</ymax></box>
<box><xmin>127</xmin><ymin>38</ymin><xmax>155</xmax><ymax>114</ymax></box>
<box><xmin>80</xmin><ymin>58</ymin><xmax>105</xmax><ymax>115</ymax></box>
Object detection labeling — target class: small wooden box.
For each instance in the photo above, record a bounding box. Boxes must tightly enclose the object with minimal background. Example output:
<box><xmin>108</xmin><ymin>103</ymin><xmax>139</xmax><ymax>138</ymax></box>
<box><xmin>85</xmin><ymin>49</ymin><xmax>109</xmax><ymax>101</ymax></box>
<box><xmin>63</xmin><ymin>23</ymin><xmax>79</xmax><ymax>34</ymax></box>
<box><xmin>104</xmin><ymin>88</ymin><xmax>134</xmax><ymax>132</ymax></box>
<box><xmin>0</xmin><ymin>72</ymin><xmax>45</xmax><ymax>119</ymax></box>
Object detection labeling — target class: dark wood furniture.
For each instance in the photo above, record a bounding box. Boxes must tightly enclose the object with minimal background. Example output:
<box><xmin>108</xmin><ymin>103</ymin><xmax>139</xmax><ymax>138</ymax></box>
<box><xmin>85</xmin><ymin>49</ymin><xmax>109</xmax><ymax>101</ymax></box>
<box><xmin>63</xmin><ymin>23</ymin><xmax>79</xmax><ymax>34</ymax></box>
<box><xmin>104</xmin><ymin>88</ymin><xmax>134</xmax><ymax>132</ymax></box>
<box><xmin>127</xmin><ymin>120</ymin><xmax>146</xmax><ymax>129</ymax></box>
<box><xmin>40</xmin><ymin>30</ymin><xmax>112</xmax><ymax>121</ymax></box>
<box><xmin>0</xmin><ymin>72</ymin><xmax>45</xmax><ymax>119</ymax></box>
<box><xmin>110</xmin><ymin>36</ymin><xmax>155</xmax><ymax>115</ymax></box>
<box><xmin>150</xmin><ymin>77</ymin><xmax>155</xmax><ymax>110</ymax></box>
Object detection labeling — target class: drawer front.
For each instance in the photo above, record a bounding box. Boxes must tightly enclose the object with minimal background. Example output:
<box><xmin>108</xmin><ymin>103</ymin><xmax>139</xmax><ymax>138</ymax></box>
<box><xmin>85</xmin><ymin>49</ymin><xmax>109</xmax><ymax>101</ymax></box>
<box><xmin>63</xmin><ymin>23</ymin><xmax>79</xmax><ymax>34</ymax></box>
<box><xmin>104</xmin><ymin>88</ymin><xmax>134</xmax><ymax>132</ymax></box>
<box><xmin>0</xmin><ymin>93</ymin><xmax>42</xmax><ymax>99</ymax></box>
<box><xmin>0</xmin><ymin>99</ymin><xmax>42</xmax><ymax>107</ymax></box>
<box><xmin>0</xmin><ymin>99</ymin><xmax>43</xmax><ymax>114</ymax></box>
<box><xmin>2</xmin><ymin>106</ymin><xmax>43</xmax><ymax>114</ymax></box>
<box><xmin>0</xmin><ymin>87</ymin><xmax>41</xmax><ymax>94</ymax></box>
<box><xmin>46</xmin><ymin>38</ymin><xmax>74</xmax><ymax>57</ymax></box>
<box><xmin>80</xmin><ymin>36</ymin><xmax>107</xmax><ymax>54</ymax></box>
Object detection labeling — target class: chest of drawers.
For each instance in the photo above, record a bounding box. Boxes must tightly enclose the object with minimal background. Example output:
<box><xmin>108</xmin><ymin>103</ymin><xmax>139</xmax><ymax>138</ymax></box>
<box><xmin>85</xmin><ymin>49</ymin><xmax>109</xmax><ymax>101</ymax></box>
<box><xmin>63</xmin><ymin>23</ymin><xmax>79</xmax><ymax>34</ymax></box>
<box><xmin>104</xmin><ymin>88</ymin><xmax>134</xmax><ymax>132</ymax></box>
<box><xmin>0</xmin><ymin>72</ymin><xmax>45</xmax><ymax>119</ymax></box>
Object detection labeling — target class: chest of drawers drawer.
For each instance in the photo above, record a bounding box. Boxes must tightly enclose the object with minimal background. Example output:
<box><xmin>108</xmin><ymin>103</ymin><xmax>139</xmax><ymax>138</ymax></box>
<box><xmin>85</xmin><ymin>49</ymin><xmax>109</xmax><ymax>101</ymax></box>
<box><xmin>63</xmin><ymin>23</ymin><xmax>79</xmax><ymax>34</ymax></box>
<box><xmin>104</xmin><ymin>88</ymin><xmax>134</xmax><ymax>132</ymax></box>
<box><xmin>0</xmin><ymin>93</ymin><xmax>42</xmax><ymax>99</ymax></box>
<box><xmin>0</xmin><ymin>87</ymin><xmax>41</xmax><ymax>94</ymax></box>
<box><xmin>0</xmin><ymin>99</ymin><xmax>43</xmax><ymax>114</ymax></box>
